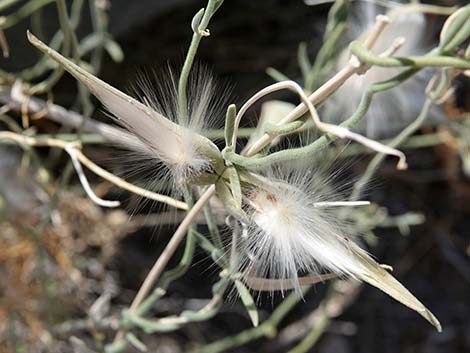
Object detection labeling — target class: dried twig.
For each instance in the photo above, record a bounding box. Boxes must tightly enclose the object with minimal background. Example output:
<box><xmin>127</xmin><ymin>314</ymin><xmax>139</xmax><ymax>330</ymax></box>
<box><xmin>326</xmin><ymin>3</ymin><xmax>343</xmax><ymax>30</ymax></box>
<box><xmin>0</xmin><ymin>131</ymin><xmax>188</xmax><ymax>210</ymax></box>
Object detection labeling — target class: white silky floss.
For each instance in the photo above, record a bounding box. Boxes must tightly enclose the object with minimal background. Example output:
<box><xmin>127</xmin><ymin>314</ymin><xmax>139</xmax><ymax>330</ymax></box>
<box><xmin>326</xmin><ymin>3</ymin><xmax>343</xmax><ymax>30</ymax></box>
<box><xmin>237</xmin><ymin>166</ymin><xmax>367</xmax><ymax>292</ymax></box>
<box><xmin>235</xmin><ymin>164</ymin><xmax>441</xmax><ymax>331</ymax></box>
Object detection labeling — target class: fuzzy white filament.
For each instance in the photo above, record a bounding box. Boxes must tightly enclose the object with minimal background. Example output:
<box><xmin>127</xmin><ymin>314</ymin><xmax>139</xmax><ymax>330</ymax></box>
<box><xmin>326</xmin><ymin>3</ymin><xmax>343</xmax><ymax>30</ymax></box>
<box><xmin>236</xmin><ymin>168</ymin><xmax>367</xmax><ymax>292</ymax></box>
<box><xmin>313</xmin><ymin>201</ymin><xmax>370</xmax><ymax>207</ymax></box>
<box><xmin>236</xmin><ymin>166</ymin><xmax>441</xmax><ymax>331</ymax></box>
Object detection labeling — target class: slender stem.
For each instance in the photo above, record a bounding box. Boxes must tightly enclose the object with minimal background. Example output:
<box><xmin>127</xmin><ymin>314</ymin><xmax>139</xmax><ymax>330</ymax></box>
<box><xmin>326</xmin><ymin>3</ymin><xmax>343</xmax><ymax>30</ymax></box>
<box><xmin>0</xmin><ymin>29</ymin><xmax>9</xmax><ymax>57</ymax></box>
<box><xmin>266</xmin><ymin>67</ymin><xmax>291</xmax><ymax>82</ymax></box>
<box><xmin>136</xmin><ymin>196</ymin><xmax>197</xmax><ymax>317</ymax></box>
<box><xmin>241</xmin><ymin>15</ymin><xmax>421</xmax><ymax>157</ymax></box>
<box><xmin>127</xmin><ymin>185</ymin><xmax>216</xmax><ymax>313</ymax></box>
<box><xmin>298</xmin><ymin>42</ymin><xmax>311</xmax><ymax>83</ymax></box>
<box><xmin>287</xmin><ymin>311</ymin><xmax>329</xmax><ymax>353</ymax></box>
<box><xmin>287</xmin><ymin>281</ymin><xmax>361</xmax><ymax>353</ymax></box>
<box><xmin>54</xmin><ymin>0</ymin><xmax>94</xmax><ymax>126</ymax></box>
<box><xmin>20</xmin><ymin>0</ymin><xmax>84</xmax><ymax>82</ymax></box>
<box><xmin>0</xmin><ymin>0</ymin><xmax>56</xmax><ymax>30</ymax></box>
<box><xmin>231</xmin><ymin>79</ymin><xmax>406</xmax><ymax>168</ymax></box>
<box><xmin>227</xmin><ymin>68</ymin><xmax>418</xmax><ymax>170</ymax></box>
<box><xmin>203</xmin><ymin>200</ymin><xmax>224</xmax><ymax>250</ymax></box>
<box><xmin>350</xmin><ymin>41</ymin><xmax>470</xmax><ymax>69</ymax></box>
<box><xmin>191</xmin><ymin>287</ymin><xmax>308</xmax><ymax>353</ymax></box>
<box><xmin>65</xmin><ymin>144</ymin><xmax>120</xmax><ymax>207</ymax></box>
<box><xmin>305</xmin><ymin>23</ymin><xmax>346</xmax><ymax>92</ymax></box>
<box><xmin>350</xmin><ymin>99</ymin><xmax>434</xmax><ymax>201</ymax></box>
<box><xmin>177</xmin><ymin>0</ymin><xmax>220</xmax><ymax>124</ymax></box>
<box><xmin>243</xmin><ymin>63</ymin><xmax>357</xmax><ymax>157</ymax></box>
<box><xmin>337</xmin><ymin>132</ymin><xmax>446</xmax><ymax>157</ymax></box>
<box><xmin>0</xmin><ymin>131</ymin><xmax>188</xmax><ymax>209</ymax></box>
<box><xmin>0</xmin><ymin>0</ymin><xmax>22</xmax><ymax>12</ymax></box>
<box><xmin>88</xmin><ymin>0</ymin><xmax>107</xmax><ymax>73</ymax></box>
<box><xmin>245</xmin><ymin>273</ymin><xmax>336</xmax><ymax>291</ymax></box>
<box><xmin>28</xmin><ymin>0</ymin><xmax>72</xmax><ymax>94</ymax></box>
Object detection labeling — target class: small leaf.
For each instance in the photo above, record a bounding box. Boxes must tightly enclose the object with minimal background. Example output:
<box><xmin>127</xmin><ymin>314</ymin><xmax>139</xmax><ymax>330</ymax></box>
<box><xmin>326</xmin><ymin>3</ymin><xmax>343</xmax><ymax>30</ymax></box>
<box><xmin>244</xmin><ymin>100</ymin><xmax>296</xmax><ymax>151</ymax></box>
<box><xmin>104</xmin><ymin>39</ymin><xmax>124</xmax><ymax>63</ymax></box>
<box><xmin>235</xmin><ymin>279</ymin><xmax>259</xmax><ymax>327</ymax></box>
<box><xmin>224</xmin><ymin>104</ymin><xmax>237</xmax><ymax>147</ymax></box>
<box><xmin>215</xmin><ymin>177</ymin><xmax>248</xmax><ymax>222</ymax></box>
<box><xmin>297</xmin><ymin>42</ymin><xmax>311</xmax><ymax>81</ymax></box>
<box><xmin>126</xmin><ymin>333</ymin><xmax>148</xmax><ymax>352</ymax></box>
<box><xmin>439</xmin><ymin>5</ymin><xmax>470</xmax><ymax>53</ymax></box>
<box><xmin>227</xmin><ymin>164</ymin><xmax>242</xmax><ymax>209</ymax></box>
<box><xmin>191</xmin><ymin>8</ymin><xmax>205</xmax><ymax>33</ymax></box>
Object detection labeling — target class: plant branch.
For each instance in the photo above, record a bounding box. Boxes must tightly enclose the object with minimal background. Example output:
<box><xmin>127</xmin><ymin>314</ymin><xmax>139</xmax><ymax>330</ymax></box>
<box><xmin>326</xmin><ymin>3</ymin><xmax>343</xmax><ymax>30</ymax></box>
<box><xmin>0</xmin><ymin>131</ymin><xmax>188</xmax><ymax>210</ymax></box>
<box><xmin>178</xmin><ymin>0</ymin><xmax>222</xmax><ymax>124</ymax></box>
<box><xmin>242</xmin><ymin>15</ymin><xmax>392</xmax><ymax>157</ymax></box>
<box><xmin>126</xmin><ymin>185</ymin><xmax>216</xmax><ymax>313</ymax></box>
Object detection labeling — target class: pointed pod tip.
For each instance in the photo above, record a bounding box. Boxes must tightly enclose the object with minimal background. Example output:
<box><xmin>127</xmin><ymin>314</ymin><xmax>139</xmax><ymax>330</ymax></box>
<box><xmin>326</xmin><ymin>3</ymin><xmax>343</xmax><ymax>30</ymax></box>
<box><xmin>422</xmin><ymin>309</ymin><xmax>442</xmax><ymax>332</ymax></box>
<box><xmin>355</xmin><ymin>251</ymin><xmax>442</xmax><ymax>333</ymax></box>
<box><xmin>26</xmin><ymin>30</ymin><xmax>42</xmax><ymax>48</ymax></box>
<box><xmin>26</xmin><ymin>30</ymin><xmax>34</xmax><ymax>42</ymax></box>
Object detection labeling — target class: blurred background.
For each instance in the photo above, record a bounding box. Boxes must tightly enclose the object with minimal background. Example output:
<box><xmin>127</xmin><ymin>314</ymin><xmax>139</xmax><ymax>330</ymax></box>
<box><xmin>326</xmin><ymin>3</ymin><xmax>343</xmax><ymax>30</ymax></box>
<box><xmin>0</xmin><ymin>1</ymin><xmax>469</xmax><ymax>352</ymax></box>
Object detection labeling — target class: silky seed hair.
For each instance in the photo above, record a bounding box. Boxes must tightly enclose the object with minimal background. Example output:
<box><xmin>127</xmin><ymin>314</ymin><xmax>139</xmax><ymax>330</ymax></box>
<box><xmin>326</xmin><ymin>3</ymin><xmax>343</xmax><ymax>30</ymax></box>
<box><xmin>234</xmin><ymin>160</ymin><xmax>370</xmax><ymax>294</ymax></box>
<box><xmin>105</xmin><ymin>66</ymin><xmax>229</xmax><ymax>188</ymax></box>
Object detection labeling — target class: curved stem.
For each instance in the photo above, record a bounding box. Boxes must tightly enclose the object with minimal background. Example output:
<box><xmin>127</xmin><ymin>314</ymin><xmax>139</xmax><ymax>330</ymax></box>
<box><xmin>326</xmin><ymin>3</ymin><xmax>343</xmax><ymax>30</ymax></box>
<box><xmin>350</xmin><ymin>41</ymin><xmax>470</xmax><ymax>69</ymax></box>
<box><xmin>0</xmin><ymin>0</ymin><xmax>55</xmax><ymax>30</ymax></box>
<box><xmin>228</xmin><ymin>69</ymin><xmax>418</xmax><ymax>170</ymax></box>
<box><xmin>127</xmin><ymin>185</ymin><xmax>216</xmax><ymax>313</ymax></box>
<box><xmin>177</xmin><ymin>0</ymin><xmax>221</xmax><ymax>124</ymax></box>
<box><xmin>350</xmin><ymin>99</ymin><xmax>434</xmax><ymax>201</ymax></box>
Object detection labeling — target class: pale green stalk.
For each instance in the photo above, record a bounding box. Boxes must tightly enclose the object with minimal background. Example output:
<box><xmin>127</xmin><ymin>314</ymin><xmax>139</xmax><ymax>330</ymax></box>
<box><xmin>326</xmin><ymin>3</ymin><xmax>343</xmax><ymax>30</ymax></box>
<box><xmin>178</xmin><ymin>0</ymin><xmax>223</xmax><ymax>124</ymax></box>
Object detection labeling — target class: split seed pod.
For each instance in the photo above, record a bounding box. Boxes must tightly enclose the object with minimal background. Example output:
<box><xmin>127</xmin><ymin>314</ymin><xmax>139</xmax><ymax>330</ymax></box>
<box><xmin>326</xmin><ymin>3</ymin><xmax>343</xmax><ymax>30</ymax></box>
<box><xmin>236</xmin><ymin>164</ymin><xmax>441</xmax><ymax>331</ymax></box>
<box><xmin>27</xmin><ymin>32</ymin><xmax>224</xmax><ymax>186</ymax></box>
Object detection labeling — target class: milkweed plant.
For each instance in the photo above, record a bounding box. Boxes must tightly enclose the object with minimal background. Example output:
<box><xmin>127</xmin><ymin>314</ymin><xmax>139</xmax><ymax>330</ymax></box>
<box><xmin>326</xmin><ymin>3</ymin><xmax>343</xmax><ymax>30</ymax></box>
<box><xmin>1</xmin><ymin>0</ymin><xmax>470</xmax><ymax>352</ymax></box>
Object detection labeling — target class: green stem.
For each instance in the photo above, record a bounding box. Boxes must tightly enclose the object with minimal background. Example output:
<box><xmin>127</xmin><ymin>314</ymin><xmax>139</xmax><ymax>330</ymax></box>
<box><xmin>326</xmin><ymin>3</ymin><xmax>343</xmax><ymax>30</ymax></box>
<box><xmin>439</xmin><ymin>5</ymin><xmax>470</xmax><ymax>52</ymax></box>
<box><xmin>298</xmin><ymin>42</ymin><xmax>311</xmax><ymax>83</ymax></box>
<box><xmin>0</xmin><ymin>0</ymin><xmax>22</xmax><ymax>12</ymax></box>
<box><xmin>177</xmin><ymin>0</ymin><xmax>222</xmax><ymax>124</ymax></box>
<box><xmin>203</xmin><ymin>201</ymin><xmax>224</xmax><ymax>251</ymax></box>
<box><xmin>56</xmin><ymin>0</ymin><xmax>94</xmax><ymax>119</ymax></box>
<box><xmin>28</xmin><ymin>1</ymin><xmax>72</xmax><ymax>93</ymax></box>
<box><xmin>305</xmin><ymin>23</ymin><xmax>346</xmax><ymax>92</ymax></box>
<box><xmin>0</xmin><ymin>0</ymin><xmax>56</xmax><ymax>30</ymax></box>
<box><xmin>287</xmin><ymin>312</ymin><xmax>329</xmax><ymax>353</ymax></box>
<box><xmin>350</xmin><ymin>41</ymin><xmax>470</xmax><ymax>69</ymax></box>
<box><xmin>88</xmin><ymin>0</ymin><xmax>109</xmax><ymax>73</ymax></box>
<box><xmin>224</xmin><ymin>104</ymin><xmax>236</xmax><ymax>147</ymax></box>
<box><xmin>266</xmin><ymin>67</ymin><xmax>291</xmax><ymax>82</ymax></box>
<box><xmin>225</xmin><ymin>69</ymin><xmax>419</xmax><ymax>170</ymax></box>
<box><xmin>350</xmin><ymin>99</ymin><xmax>434</xmax><ymax>201</ymax></box>
<box><xmin>191</xmin><ymin>287</ymin><xmax>308</xmax><ymax>353</ymax></box>
<box><xmin>205</xmin><ymin>127</ymin><xmax>255</xmax><ymax>140</ymax></box>
<box><xmin>136</xmin><ymin>228</ymin><xmax>197</xmax><ymax>317</ymax></box>
<box><xmin>337</xmin><ymin>132</ymin><xmax>446</xmax><ymax>157</ymax></box>
<box><xmin>351</xmin><ymin>68</ymin><xmax>450</xmax><ymax>200</ymax></box>
<box><xmin>20</xmin><ymin>0</ymin><xmax>84</xmax><ymax>82</ymax></box>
